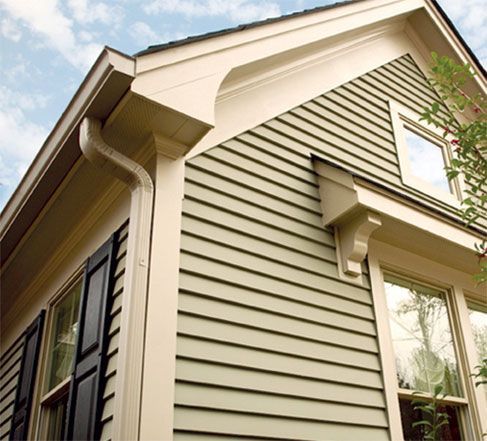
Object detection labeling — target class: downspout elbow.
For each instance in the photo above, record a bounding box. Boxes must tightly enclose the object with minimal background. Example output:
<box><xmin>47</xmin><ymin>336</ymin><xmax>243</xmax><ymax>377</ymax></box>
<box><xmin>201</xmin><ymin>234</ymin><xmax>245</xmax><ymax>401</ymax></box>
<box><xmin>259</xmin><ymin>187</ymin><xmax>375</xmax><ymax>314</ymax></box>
<box><xmin>79</xmin><ymin>117</ymin><xmax>153</xmax><ymax>193</ymax></box>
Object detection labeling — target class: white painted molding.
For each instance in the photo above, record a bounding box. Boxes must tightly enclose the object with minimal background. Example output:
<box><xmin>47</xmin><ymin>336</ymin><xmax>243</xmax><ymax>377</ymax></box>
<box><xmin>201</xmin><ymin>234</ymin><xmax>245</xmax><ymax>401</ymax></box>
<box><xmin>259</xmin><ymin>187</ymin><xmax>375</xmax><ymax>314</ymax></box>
<box><xmin>80</xmin><ymin>117</ymin><xmax>154</xmax><ymax>441</ymax></box>
<box><xmin>314</xmin><ymin>160</ymin><xmax>481</xmax><ymax>280</ymax></box>
<box><xmin>338</xmin><ymin>210</ymin><xmax>382</xmax><ymax>276</ymax></box>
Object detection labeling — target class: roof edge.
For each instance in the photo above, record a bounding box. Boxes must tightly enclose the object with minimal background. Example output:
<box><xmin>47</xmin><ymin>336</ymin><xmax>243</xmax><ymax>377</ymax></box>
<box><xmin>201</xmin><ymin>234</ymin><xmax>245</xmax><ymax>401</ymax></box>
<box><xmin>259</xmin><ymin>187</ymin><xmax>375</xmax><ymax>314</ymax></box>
<box><xmin>0</xmin><ymin>47</ymin><xmax>135</xmax><ymax>264</ymax></box>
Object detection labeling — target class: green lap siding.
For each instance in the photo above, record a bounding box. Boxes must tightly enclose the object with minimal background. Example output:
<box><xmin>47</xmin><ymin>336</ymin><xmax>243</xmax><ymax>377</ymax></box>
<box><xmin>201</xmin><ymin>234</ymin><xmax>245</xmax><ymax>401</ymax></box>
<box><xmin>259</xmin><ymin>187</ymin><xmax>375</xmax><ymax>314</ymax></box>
<box><xmin>174</xmin><ymin>54</ymin><xmax>462</xmax><ymax>439</ymax></box>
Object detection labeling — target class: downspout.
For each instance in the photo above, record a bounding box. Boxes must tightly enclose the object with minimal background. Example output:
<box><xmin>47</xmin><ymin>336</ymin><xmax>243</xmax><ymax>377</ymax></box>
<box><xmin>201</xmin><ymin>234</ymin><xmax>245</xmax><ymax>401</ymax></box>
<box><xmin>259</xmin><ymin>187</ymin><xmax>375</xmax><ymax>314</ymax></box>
<box><xmin>79</xmin><ymin>117</ymin><xmax>153</xmax><ymax>441</ymax></box>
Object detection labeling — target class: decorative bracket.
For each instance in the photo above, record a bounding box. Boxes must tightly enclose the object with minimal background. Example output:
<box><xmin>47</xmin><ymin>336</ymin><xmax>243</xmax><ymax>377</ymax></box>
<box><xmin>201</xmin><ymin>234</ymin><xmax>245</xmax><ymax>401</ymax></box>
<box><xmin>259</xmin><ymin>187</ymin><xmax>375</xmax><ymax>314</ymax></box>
<box><xmin>336</xmin><ymin>210</ymin><xmax>382</xmax><ymax>277</ymax></box>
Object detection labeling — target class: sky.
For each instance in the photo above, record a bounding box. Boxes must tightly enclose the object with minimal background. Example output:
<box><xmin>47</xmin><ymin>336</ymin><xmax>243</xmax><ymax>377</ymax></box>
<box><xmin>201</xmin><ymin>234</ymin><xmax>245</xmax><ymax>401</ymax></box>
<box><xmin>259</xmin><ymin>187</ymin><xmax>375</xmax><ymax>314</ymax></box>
<box><xmin>0</xmin><ymin>0</ymin><xmax>485</xmax><ymax>210</ymax></box>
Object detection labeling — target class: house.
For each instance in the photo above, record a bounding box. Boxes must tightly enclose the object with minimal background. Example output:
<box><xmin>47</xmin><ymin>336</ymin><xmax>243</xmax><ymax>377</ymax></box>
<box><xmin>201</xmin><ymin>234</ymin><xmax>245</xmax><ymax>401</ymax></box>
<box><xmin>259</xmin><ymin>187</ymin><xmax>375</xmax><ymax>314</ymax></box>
<box><xmin>1</xmin><ymin>0</ymin><xmax>486</xmax><ymax>439</ymax></box>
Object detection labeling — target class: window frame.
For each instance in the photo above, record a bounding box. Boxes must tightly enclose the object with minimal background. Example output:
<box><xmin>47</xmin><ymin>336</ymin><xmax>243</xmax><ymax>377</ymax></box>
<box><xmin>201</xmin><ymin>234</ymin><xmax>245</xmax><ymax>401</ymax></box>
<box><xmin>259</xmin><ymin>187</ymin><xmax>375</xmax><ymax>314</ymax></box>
<box><xmin>389</xmin><ymin>100</ymin><xmax>465</xmax><ymax>207</ymax></box>
<box><xmin>33</xmin><ymin>268</ymin><xmax>84</xmax><ymax>441</ymax></box>
<box><xmin>368</xmin><ymin>239</ymin><xmax>487</xmax><ymax>440</ymax></box>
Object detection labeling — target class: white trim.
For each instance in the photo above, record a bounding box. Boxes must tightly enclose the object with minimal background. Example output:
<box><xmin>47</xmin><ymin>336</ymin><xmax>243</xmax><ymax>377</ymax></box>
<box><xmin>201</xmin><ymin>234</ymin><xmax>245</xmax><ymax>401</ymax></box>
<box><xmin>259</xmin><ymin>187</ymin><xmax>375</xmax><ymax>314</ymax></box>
<box><xmin>389</xmin><ymin>100</ymin><xmax>465</xmax><ymax>207</ymax></box>
<box><xmin>314</xmin><ymin>160</ymin><xmax>481</xmax><ymax>280</ymax></box>
<box><xmin>139</xmin><ymin>153</ymin><xmax>185</xmax><ymax>441</ymax></box>
<box><xmin>368</xmin><ymin>253</ymin><xmax>404</xmax><ymax>440</ymax></box>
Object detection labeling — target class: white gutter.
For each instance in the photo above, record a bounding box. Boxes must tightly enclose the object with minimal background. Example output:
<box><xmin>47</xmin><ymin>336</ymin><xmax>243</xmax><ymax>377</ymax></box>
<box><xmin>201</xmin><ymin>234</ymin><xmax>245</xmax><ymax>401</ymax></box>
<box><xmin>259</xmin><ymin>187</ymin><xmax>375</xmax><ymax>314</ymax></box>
<box><xmin>79</xmin><ymin>117</ymin><xmax>153</xmax><ymax>441</ymax></box>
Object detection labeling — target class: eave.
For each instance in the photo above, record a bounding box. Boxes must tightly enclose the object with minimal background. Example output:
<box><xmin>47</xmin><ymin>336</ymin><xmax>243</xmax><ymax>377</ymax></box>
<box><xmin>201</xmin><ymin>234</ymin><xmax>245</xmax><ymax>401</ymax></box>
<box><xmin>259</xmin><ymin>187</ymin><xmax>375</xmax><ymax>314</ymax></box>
<box><xmin>0</xmin><ymin>48</ymin><xmax>135</xmax><ymax>267</ymax></box>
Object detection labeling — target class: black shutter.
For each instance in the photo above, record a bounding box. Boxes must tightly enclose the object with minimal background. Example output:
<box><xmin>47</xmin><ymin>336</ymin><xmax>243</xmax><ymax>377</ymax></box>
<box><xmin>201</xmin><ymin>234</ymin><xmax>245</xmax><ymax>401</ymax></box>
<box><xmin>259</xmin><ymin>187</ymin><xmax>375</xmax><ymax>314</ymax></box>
<box><xmin>9</xmin><ymin>311</ymin><xmax>45</xmax><ymax>441</ymax></box>
<box><xmin>65</xmin><ymin>233</ymin><xmax>118</xmax><ymax>441</ymax></box>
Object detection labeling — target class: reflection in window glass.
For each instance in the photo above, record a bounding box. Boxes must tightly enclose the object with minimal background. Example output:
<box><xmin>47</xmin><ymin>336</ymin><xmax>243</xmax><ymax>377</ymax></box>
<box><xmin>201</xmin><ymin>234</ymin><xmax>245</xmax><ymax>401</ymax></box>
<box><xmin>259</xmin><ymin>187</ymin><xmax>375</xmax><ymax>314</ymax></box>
<box><xmin>404</xmin><ymin>128</ymin><xmax>451</xmax><ymax>193</ymax></box>
<box><xmin>47</xmin><ymin>282</ymin><xmax>82</xmax><ymax>390</ymax></box>
<box><xmin>467</xmin><ymin>304</ymin><xmax>487</xmax><ymax>361</ymax></box>
<box><xmin>468</xmin><ymin>303</ymin><xmax>487</xmax><ymax>400</ymax></box>
<box><xmin>384</xmin><ymin>275</ymin><xmax>461</xmax><ymax>396</ymax></box>
<box><xmin>399</xmin><ymin>398</ymin><xmax>462</xmax><ymax>441</ymax></box>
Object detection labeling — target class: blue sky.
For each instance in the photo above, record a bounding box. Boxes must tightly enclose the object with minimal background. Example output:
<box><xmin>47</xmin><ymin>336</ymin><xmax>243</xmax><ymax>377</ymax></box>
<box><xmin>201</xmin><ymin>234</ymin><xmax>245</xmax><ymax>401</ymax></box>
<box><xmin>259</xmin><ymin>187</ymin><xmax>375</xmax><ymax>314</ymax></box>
<box><xmin>0</xmin><ymin>0</ymin><xmax>485</xmax><ymax>209</ymax></box>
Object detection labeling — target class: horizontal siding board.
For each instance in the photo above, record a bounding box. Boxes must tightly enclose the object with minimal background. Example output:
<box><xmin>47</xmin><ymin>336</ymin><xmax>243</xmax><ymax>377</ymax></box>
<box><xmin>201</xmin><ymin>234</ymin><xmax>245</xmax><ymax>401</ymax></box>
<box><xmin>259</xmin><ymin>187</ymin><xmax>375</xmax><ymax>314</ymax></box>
<box><xmin>182</xmin><ymin>198</ymin><xmax>332</xmax><ymax>246</ymax></box>
<box><xmin>202</xmin><ymin>148</ymin><xmax>319</xmax><ymax>199</ymax></box>
<box><xmin>185</xmin><ymin>167</ymin><xmax>320</xmax><ymax>219</ymax></box>
<box><xmin>0</xmin><ymin>362</ymin><xmax>20</xmax><ymax>393</ymax></box>
<box><xmin>295</xmin><ymin>103</ymin><xmax>398</xmax><ymax>160</ymax></box>
<box><xmin>319</xmin><ymin>91</ymin><xmax>393</xmax><ymax>134</ymax></box>
<box><xmin>181</xmin><ymin>236</ymin><xmax>370</xmax><ymax>292</ymax></box>
<box><xmin>181</xmin><ymin>229</ymin><xmax>341</xmax><ymax>280</ymax></box>
<box><xmin>178</xmin><ymin>293</ymin><xmax>378</xmax><ymax>352</ymax></box>
<box><xmin>264</xmin><ymin>119</ymin><xmax>403</xmax><ymax>185</ymax></box>
<box><xmin>278</xmin><ymin>112</ymin><xmax>400</xmax><ymax>173</ymax></box>
<box><xmin>98</xmin><ymin>227</ymin><xmax>127</xmax><ymax>441</ymax></box>
<box><xmin>178</xmin><ymin>334</ymin><xmax>377</xmax><ymax>386</ymax></box>
<box><xmin>100</xmin><ymin>418</ymin><xmax>113</xmax><ymax>441</ymax></box>
<box><xmin>175</xmin><ymin>383</ymin><xmax>387</xmax><ymax>426</ymax></box>
<box><xmin>183</xmin><ymin>185</ymin><xmax>326</xmax><ymax>241</ymax></box>
<box><xmin>176</xmin><ymin>356</ymin><xmax>383</xmax><ymax>398</ymax></box>
<box><xmin>180</xmin><ymin>252</ymin><xmax>371</xmax><ymax>306</ymax></box>
<box><xmin>179</xmin><ymin>272</ymin><xmax>375</xmax><ymax>335</ymax></box>
<box><xmin>188</xmin><ymin>156</ymin><xmax>319</xmax><ymax>208</ymax></box>
<box><xmin>225</xmin><ymin>136</ymin><xmax>316</xmax><ymax>183</ymax></box>
<box><xmin>181</xmin><ymin>213</ymin><xmax>335</xmax><ymax>262</ymax></box>
<box><xmin>0</xmin><ymin>336</ymin><xmax>23</xmax><ymax>441</ymax></box>
<box><xmin>179</xmin><ymin>269</ymin><xmax>373</xmax><ymax>320</ymax></box>
<box><xmin>174</xmin><ymin>407</ymin><xmax>389</xmax><ymax>440</ymax></box>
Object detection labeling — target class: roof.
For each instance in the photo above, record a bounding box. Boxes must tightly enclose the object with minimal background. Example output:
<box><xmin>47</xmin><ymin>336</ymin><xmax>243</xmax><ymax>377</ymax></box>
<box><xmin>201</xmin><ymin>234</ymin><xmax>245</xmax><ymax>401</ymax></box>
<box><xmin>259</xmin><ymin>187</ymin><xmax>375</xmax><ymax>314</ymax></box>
<box><xmin>135</xmin><ymin>0</ymin><xmax>485</xmax><ymax>76</ymax></box>
<box><xmin>135</xmin><ymin>0</ymin><xmax>362</xmax><ymax>56</ymax></box>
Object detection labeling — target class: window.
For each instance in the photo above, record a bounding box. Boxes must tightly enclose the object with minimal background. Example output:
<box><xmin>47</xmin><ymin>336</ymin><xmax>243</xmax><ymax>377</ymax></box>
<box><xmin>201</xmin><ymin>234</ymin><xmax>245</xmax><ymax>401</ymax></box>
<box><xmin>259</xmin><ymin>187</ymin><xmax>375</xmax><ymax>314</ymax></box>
<box><xmin>467</xmin><ymin>301</ymin><xmax>487</xmax><ymax>401</ymax></box>
<box><xmin>368</xmin><ymin>240</ymin><xmax>487</xmax><ymax>440</ymax></box>
<box><xmin>383</xmin><ymin>274</ymin><xmax>466</xmax><ymax>440</ymax></box>
<box><xmin>389</xmin><ymin>100</ymin><xmax>463</xmax><ymax>206</ymax></box>
<box><xmin>38</xmin><ymin>280</ymin><xmax>82</xmax><ymax>440</ymax></box>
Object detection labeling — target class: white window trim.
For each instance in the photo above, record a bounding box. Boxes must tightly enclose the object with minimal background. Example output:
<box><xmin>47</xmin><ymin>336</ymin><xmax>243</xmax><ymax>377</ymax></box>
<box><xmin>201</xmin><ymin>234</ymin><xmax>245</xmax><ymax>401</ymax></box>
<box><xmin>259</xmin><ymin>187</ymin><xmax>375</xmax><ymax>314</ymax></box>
<box><xmin>389</xmin><ymin>100</ymin><xmax>465</xmax><ymax>208</ymax></box>
<box><xmin>368</xmin><ymin>240</ymin><xmax>487</xmax><ymax>441</ymax></box>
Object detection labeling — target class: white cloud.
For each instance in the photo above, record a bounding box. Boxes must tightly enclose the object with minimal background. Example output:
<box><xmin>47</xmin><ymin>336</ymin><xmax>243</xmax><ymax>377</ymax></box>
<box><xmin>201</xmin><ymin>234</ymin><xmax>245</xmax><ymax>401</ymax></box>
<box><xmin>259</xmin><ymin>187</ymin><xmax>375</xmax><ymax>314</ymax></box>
<box><xmin>0</xmin><ymin>17</ymin><xmax>22</xmax><ymax>41</ymax></box>
<box><xmin>0</xmin><ymin>0</ymin><xmax>103</xmax><ymax>71</ymax></box>
<box><xmin>128</xmin><ymin>21</ymin><xmax>185</xmax><ymax>47</ymax></box>
<box><xmin>143</xmin><ymin>0</ymin><xmax>281</xmax><ymax>23</ymax></box>
<box><xmin>0</xmin><ymin>86</ymin><xmax>50</xmax><ymax>207</ymax></box>
<box><xmin>67</xmin><ymin>0</ymin><xmax>124</xmax><ymax>26</ymax></box>
<box><xmin>129</xmin><ymin>21</ymin><xmax>161</xmax><ymax>46</ymax></box>
<box><xmin>437</xmin><ymin>0</ymin><xmax>486</xmax><ymax>65</ymax></box>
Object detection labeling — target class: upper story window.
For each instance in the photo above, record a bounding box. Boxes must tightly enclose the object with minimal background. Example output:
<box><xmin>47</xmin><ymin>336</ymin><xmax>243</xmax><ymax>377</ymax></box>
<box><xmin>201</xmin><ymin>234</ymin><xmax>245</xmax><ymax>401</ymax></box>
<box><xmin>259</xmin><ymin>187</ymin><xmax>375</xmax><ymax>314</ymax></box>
<box><xmin>389</xmin><ymin>100</ymin><xmax>464</xmax><ymax>207</ymax></box>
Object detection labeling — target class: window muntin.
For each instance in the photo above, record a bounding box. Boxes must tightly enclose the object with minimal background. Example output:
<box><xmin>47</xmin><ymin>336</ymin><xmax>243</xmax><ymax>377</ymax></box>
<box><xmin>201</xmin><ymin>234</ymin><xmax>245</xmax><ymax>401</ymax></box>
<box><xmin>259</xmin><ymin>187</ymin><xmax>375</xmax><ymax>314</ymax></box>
<box><xmin>384</xmin><ymin>274</ymin><xmax>461</xmax><ymax>396</ymax></box>
<box><xmin>404</xmin><ymin>128</ymin><xmax>451</xmax><ymax>194</ymax></box>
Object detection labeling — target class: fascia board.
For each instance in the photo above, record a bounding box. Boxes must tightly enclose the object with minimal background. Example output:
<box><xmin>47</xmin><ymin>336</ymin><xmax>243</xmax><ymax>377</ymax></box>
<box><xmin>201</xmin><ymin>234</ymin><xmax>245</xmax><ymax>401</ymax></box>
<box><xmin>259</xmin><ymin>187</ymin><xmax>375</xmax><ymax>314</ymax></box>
<box><xmin>135</xmin><ymin>0</ymin><xmax>420</xmax><ymax>74</ymax></box>
<box><xmin>0</xmin><ymin>48</ymin><xmax>135</xmax><ymax>266</ymax></box>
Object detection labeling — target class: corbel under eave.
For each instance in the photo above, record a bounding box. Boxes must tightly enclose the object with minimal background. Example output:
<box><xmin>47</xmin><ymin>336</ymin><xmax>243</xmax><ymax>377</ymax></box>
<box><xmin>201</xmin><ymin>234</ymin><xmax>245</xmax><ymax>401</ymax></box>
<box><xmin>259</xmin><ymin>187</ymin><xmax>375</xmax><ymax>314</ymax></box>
<box><xmin>314</xmin><ymin>160</ymin><xmax>382</xmax><ymax>284</ymax></box>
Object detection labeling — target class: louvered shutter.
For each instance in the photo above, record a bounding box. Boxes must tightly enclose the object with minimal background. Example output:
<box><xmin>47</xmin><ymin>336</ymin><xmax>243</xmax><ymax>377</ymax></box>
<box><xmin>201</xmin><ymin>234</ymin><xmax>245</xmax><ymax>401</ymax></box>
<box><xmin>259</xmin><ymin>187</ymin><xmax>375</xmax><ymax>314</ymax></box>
<box><xmin>65</xmin><ymin>234</ymin><xmax>118</xmax><ymax>441</ymax></box>
<box><xmin>9</xmin><ymin>311</ymin><xmax>45</xmax><ymax>441</ymax></box>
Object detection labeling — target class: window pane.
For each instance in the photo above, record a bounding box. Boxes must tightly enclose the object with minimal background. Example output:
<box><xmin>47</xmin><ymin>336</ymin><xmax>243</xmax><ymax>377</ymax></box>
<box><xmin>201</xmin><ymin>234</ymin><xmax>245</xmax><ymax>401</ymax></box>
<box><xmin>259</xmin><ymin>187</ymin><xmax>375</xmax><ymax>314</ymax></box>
<box><xmin>45</xmin><ymin>393</ymin><xmax>69</xmax><ymax>441</ymax></box>
<box><xmin>404</xmin><ymin>128</ymin><xmax>451</xmax><ymax>193</ymax></box>
<box><xmin>384</xmin><ymin>275</ymin><xmax>461</xmax><ymax>396</ymax></box>
<box><xmin>467</xmin><ymin>302</ymin><xmax>487</xmax><ymax>400</ymax></box>
<box><xmin>467</xmin><ymin>303</ymin><xmax>487</xmax><ymax>361</ymax></box>
<box><xmin>399</xmin><ymin>398</ymin><xmax>463</xmax><ymax>441</ymax></box>
<box><xmin>47</xmin><ymin>282</ymin><xmax>81</xmax><ymax>390</ymax></box>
